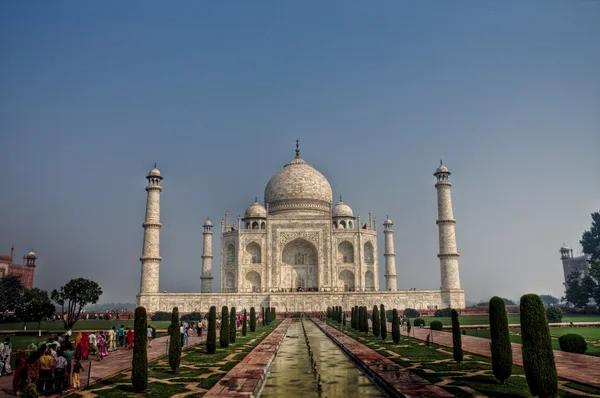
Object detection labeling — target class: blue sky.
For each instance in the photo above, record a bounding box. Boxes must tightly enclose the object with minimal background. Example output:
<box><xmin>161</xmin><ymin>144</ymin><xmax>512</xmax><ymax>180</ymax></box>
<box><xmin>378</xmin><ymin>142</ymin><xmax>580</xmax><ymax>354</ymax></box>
<box><xmin>1</xmin><ymin>1</ymin><xmax>599</xmax><ymax>304</ymax></box>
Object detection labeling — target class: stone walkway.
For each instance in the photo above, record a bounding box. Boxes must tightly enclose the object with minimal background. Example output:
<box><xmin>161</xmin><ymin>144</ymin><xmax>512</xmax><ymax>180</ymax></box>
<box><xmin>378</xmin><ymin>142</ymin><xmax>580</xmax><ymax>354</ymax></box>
<box><xmin>204</xmin><ymin>319</ymin><xmax>291</xmax><ymax>397</ymax></box>
<box><xmin>404</xmin><ymin>324</ymin><xmax>600</xmax><ymax>388</ymax></box>
<box><xmin>0</xmin><ymin>334</ymin><xmax>203</xmax><ymax>397</ymax></box>
<box><xmin>314</xmin><ymin>319</ymin><xmax>454</xmax><ymax>397</ymax></box>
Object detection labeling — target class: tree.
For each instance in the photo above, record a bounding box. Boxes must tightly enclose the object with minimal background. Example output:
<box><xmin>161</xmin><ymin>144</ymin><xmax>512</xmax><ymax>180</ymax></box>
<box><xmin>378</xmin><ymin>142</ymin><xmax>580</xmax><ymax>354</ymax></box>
<box><xmin>392</xmin><ymin>309</ymin><xmax>400</xmax><ymax>344</ymax></box>
<box><xmin>250</xmin><ymin>307</ymin><xmax>256</xmax><ymax>332</ymax></box>
<box><xmin>501</xmin><ymin>298</ymin><xmax>516</xmax><ymax>306</ymax></box>
<box><xmin>229</xmin><ymin>307</ymin><xmax>237</xmax><ymax>343</ymax></box>
<box><xmin>0</xmin><ymin>275</ymin><xmax>24</xmax><ymax>316</ymax></box>
<box><xmin>242</xmin><ymin>309</ymin><xmax>247</xmax><ymax>336</ymax></box>
<box><xmin>489</xmin><ymin>296</ymin><xmax>512</xmax><ymax>383</ymax></box>
<box><xmin>372</xmin><ymin>306</ymin><xmax>380</xmax><ymax>337</ymax></box>
<box><xmin>380</xmin><ymin>304</ymin><xmax>387</xmax><ymax>340</ymax></box>
<box><xmin>220</xmin><ymin>306</ymin><xmax>230</xmax><ymax>348</ymax></box>
<box><xmin>51</xmin><ymin>278</ymin><xmax>102</xmax><ymax>331</ymax></box>
<box><xmin>546</xmin><ymin>306</ymin><xmax>563</xmax><ymax>323</ymax></box>
<box><xmin>206</xmin><ymin>306</ymin><xmax>217</xmax><ymax>354</ymax></box>
<box><xmin>520</xmin><ymin>294</ymin><xmax>558</xmax><ymax>398</ymax></box>
<box><xmin>14</xmin><ymin>288</ymin><xmax>55</xmax><ymax>332</ymax></box>
<box><xmin>132</xmin><ymin>307</ymin><xmax>148</xmax><ymax>392</ymax></box>
<box><xmin>363</xmin><ymin>307</ymin><xmax>369</xmax><ymax>334</ymax></box>
<box><xmin>564</xmin><ymin>271</ymin><xmax>591</xmax><ymax>309</ymax></box>
<box><xmin>451</xmin><ymin>309</ymin><xmax>463</xmax><ymax>364</ymax></box>
<box><xmin>581</xmin><ymin>211</ymin><xmax>600</xmax><ymax>309</ymax></box>
<box><xmin>168</xmin><ymin>307</ymin><xmax>182</xmax><ymax>373</ymax></box>
<box><xmin>337</xmin><ymin>306</ymin><xmax>342</xmax><ymax>324</ymax></box>
<box><xmin>539</xmin><ymin>295</ymin><xmax>560</xmax><ymax>308</ymax></box>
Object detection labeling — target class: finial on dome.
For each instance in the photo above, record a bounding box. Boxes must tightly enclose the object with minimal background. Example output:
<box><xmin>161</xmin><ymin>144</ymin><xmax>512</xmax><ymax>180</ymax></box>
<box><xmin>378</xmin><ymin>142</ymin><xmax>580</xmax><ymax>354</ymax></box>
<box><xmin>295</xmin><ymin>139</ymin><xmax>300</xmax><ymax>157</ymax></box>
<box><xmin>340</xmin><ymin>194</ymin><xmax>342</xmax><ymax>202</ymax></box>
<box><xmin>440</xmin><ymin>159</ymin><xmax>443</xmax><ymax>166</ymax></box>
<box><xmin>255</xmin><ymin>196</ymin><xmax>258</xmax><ymax>203</ymax></box>
<box><xmin>154</xmin><ymin>162</ymin><xmax>157</xmax><ymax>168</ymax></box>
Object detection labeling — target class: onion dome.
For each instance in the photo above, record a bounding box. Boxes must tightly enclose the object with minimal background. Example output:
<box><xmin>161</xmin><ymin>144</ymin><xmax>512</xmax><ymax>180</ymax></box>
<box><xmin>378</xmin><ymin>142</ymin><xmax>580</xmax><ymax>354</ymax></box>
<box><xmin>203</xmin><ymin>218</ymin><xmax>213</xmax><ymax>227</ymax></box>
<box><xmin>560</xmin><ymin>243</ymin><xmax>570</xmax><ymax>251</ymax></box>
<box><xmin>434</xmin><ymin>160</ymin><xmax>450</xmax><ymax>175</ymax></box>
<box><xmin>383</xmin><ymin>217</ymin><xmax>393</xmax><ymax>225</ymax></box>
<box><xmin>26</xmin><ymin>250</ymin><xmax>36</xmax><ymax>259</ymax></box>
<box><xmin>332</xmin><ymin>199</ymin><xmax>354</xmax><ymax>218</ymax></box>
<box><xmin>244</xmin><ymin>200</ymin><xmax>267</xmax><ymax>219</ymax></box>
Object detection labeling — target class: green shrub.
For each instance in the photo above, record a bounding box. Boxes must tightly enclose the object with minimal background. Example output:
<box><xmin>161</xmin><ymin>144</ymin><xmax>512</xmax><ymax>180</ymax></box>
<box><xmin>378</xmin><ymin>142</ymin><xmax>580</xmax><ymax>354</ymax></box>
<box><xmin>271</xmin><ymin>307</ymin><xmax>276</xmax><ymax>322</ymax></box>
<box><xmin>430</xmin><ymin>320</ymin><xmax>443</xmax><ymax>331</ymax></box>
<box><xmin>489</xmin><ymin>296</ymin><xmax>512</xmax><ymax>383</ymax></box>
<box><xmin>180</xmin><ymin>311</ymin><xmax>202</xmax><ymax>322</ymax></box>
<box><xmin>206</xmin><ymin>306</ymin><xmax>217</xmax><ymax>354</ymax></box>
<box><xmin>132</xmin><ymin>306</ymin><xmax>148</xmax><ymax>392</ymax></box>
<box><xmin>434</xmin><ymin>308</ymin><xmax>453</xmax><ymax>317</ymax></box>
<box><xmin>413</xmin><ymin>318</ymin><xmax>425</xmax><ymax>327</ymax></box>
<box><xmin>338</xmin><ymin>306</ymin><xmax>342</xmax><ymax>323</ymax></box>
<box><xmin>451</xmin><ymin>309</ymin><xmax>463</xmax><ymax>364</ymax></box>
<box><xmin>151</xmin><ymin>311</ymin><xmax>171</xmax><ymax>321</ymax></box>
<box><xmin>403</xmin><ymin>308</ymin><xmax>420</xmax><ymax>318</ymax></box>
<box><xmin>350</xmin><ymin>307</ymin><xmax>354</xmax><ymax>328</ymax></box>
<box><xmin>363</xmin><ymin>306</ymin><xmax>369</xmax><ymax>334</ymax></box>
<box><xmin>546</xmin><ymin>306</ymin><xmax>563</xmax><ymax>323</ymax></box>
<box><xmin>392</xmin><ymin>309</ymin><xmax>400</xmax><ymax>344</ymax></box>
<box><xmin>520</xmin><ymin>294</ymin><xmax>558</xmax><ymax>397</ymax></box>
<box><xmin>558</xmin><ymin>334</ymin><xmax>587</xmax><ymax>354</ymax></box>
<box><xmin>250</xmin><ymin>307</ymin><xmax>256</xmax><ymax>332</ymax></box>
<box><xmin>168</xmin><ymin>307</ymin><xmax>182</xmax><ymax>373</ymax></box>
<box><xmin>380</xmin><ymin>304</ymin><xmax>387</xmax><ymax>340</ymax></box>
<box><xmin>358</xmin><ymin>307</ymin><xmax>363</xmax><ymax>332</ymax></box>
<box><xmin>220</xmin><ymin>306</ymin><xmax>230</xmax><ymax>348</ymax></box>
<box><xmin>229</xmin><ymin>307</ymin><xmax>236</xmax><ymax>344</ymax></box>
<box><xmin>372</xmin><ymin>306</ymin><xmax>380</xmax><ymax>337</ymax></box>
<box><xmin>242</xmin><ymin>309</ymin><xmax>247</xmax><ymax>336</ymax></box>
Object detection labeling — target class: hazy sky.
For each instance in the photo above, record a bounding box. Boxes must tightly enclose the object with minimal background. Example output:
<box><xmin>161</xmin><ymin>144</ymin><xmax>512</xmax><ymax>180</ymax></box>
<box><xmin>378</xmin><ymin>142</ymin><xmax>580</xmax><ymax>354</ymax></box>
<box><xmin>1</xmin><ymin>1</ymin><xmax>599</xmax><ymax>304</ymax></box>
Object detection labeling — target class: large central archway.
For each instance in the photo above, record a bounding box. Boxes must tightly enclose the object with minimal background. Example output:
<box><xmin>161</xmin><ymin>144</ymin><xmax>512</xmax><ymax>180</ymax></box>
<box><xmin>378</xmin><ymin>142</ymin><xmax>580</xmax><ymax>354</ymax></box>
<box><xmin>282</xmin><ymin>238</ymin><xmax>318</xmax><ymax>290</ymax></box>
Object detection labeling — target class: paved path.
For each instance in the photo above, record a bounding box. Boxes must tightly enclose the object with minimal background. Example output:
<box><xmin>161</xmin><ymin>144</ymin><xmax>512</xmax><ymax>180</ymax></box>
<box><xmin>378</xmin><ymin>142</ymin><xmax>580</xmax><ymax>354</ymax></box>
<box><xmin>402</xmin><ymin>324</ymin><xmax>600</xmax><ymax>388</ymax></box>
<box><xmin>0</xmin><ymin>334</ymin><xmax>204</xmax><ymax>397</ymax></box>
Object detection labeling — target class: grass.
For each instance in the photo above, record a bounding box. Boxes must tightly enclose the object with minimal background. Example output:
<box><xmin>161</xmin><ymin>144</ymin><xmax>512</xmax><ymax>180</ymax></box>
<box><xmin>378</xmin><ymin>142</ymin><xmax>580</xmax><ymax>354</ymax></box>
<box><xmin>331</xmin><ymin>321</ymin><xmax>600</xmax><ymax>397</ymax></box>
<box><xmin>415</xmin><ymin>313</ymin><xmax>600</xmax><ymax>326</ymax></box>
<box><xmin>62</xmin><ymin>320</ymin><xmax>282</xmax><ymax>398</ymax></box>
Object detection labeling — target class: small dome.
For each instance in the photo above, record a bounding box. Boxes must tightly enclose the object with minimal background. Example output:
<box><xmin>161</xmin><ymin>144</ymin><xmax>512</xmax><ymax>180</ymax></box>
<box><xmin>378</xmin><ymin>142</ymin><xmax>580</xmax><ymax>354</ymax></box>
<box><xmin>203</xmin><ymin>218</ymin><xmax>213</xmax><ymax>227</ymax></box>
<box><xmin>244</xmin><ymin>201</ymin><xmax>267</xmax><ymax>219</ymax></box>
<box><xmin>332</xmin><ymin>200</ymin><xmax>354</xmax><ymax>218</ymax></box>
<box><xmin>560</xmin><ymin>243</ymin><xmax>570</xmax><ymax>251</ymax></box>
<box><xmin>149</xmin><ymin>167</ymin><xmax>161</xmax><ymax>177</ymax></box>
<box><xmin>435</xmin><ymin>164</ymin><xmax>449</xmax><ymax>174</ymax></box>
<box><xmin>26</xmin><ymin>250</ymin><xmax>36</xmax><ymax>258</ymax></box>
<box><xmin>383</xmin><ymin>217</ymin><xmax>393</xmax><ymax>225</ymax></box>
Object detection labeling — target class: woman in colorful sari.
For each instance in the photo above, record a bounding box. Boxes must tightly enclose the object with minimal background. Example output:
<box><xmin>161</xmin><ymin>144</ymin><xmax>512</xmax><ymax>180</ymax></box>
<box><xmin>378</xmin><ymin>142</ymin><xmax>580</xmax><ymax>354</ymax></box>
<box><xmin>183</xmin><ymin>326</ymin><xmax>188</xmax><ymax>346</ymax></box>
<box><xmin>126</xmin><ymin>328</ymin><xmax>134</xmax><ymax>349</ymax></box>
<box><xmin>76</xmin><ymin>333</ymin><xmax>90</xmax><ymax>360</ymax></box>
<box><xmin>97</xmin><ymin>332</ymin><xmax>108</xmax><ymax>360</ymax></box>
<box><xmin>12</xmin><ymin>350</ymin><xmax>27</xmax><ymax>395</ymax></box>
<box><xmin>75</xmin><ymin>332</ymin><xmax>83</xmax><ymax>349</ymax></box>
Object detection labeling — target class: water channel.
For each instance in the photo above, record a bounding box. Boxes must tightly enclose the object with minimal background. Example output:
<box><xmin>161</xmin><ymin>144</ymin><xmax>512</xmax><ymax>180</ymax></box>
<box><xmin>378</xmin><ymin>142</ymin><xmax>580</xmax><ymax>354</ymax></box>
<box><xmin>260</xmin><ymin>319</ymin><xmax>385</xmax><ymax>398</ymax></box>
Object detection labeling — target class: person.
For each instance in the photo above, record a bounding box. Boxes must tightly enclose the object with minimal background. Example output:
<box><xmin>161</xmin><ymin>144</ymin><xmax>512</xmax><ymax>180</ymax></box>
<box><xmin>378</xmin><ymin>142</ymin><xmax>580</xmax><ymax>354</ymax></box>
<box><xmin>183</xmin><ymin>326</ymin><xmax>188</xmax><ymax>346</ymax></box>
<box><xmin>180</xmin><ymin>323</ymin><xmax>184</xmax><ymax>347</ymax></box>
<box><xmin>0</xmin><ymin>336</ymin><xmax>13</xmax><ymax>375</ymax></box>
<box><xmin>54</xmin><ymin>349</ymin><xmax>67</xmax><ymax>393</ymax></box>
<box><xmin>117</xmin><ymin>325</ymin><xmax>125</xmax><ymax>348</ymax></box>
<box><xmin>63</xmin><ymin>345</ymin><xmax>75</xmax><ymax>391</ymax></box>
<box><xmin>25</xmin><ymin>350</ymin><xmax>41</xmax><ymax>391</ymax></box>
<box><xmin>76</xmin><ymin>333</ymin><xmax>90</xmax><ymax>360</ymax></box>
<box><xmin>147</xmin><ymin>325</ymin><xmax>153</xmax><ymax>348</ymax></box>
<box><xmin>12</xmin><ymin>350</ymin><xmax>26</xmax><ymax>396</ymax></box>
<box><xmin>88</xmin><ymin>332</ymin><xmax>97</xmax><ymax>356</ymax></box>
<box><xmin>75</xmin><ymin>332</ymin><xmax>83</xmax><ymax>350</ymax></box>
<box><xmin>97</xmin><ymin>332</ymin><xmax>108</xmax><ymax>360</ymax></box>
<box><xmin>108</xmin><ymin>327</ymin><xmax>117</xmax><ymax>352</ymax></box>
<box><xmin>38</xmin><ymin>348</ymin><xmax>55</xmax><ymax>394</ymax></box>
<box><xmin>61</xmin><ymin>335</ymin><xmax>73</xmax><ymax>351</ymax></box>
<box><xmin>126</xmin><ymin>328</ymin><xmax>134</xmax><ymax>349</ymax></box>
<box><xmin>71</xmin><ymin>356</ymin><xmax>85</xmax><ymax>389</ymax></box>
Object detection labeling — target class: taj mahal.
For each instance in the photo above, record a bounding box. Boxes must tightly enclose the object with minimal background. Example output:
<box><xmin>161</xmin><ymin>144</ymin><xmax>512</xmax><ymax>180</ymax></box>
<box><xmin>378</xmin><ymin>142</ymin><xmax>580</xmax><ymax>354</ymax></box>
<box><xmin>136</xmin><ymin>142</ymin><xmax>465</xmax><ymax>313</ymax></box>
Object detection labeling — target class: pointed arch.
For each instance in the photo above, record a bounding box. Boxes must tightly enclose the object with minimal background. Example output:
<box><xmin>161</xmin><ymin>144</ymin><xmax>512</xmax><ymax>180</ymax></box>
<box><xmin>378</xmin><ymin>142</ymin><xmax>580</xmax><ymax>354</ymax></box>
<box><xmin>364</xmin><ymin>241</ymin><xmax>374</xmax><ymax>265</ymax></box>
<box><xmin>246</xmin><ymin>271</ymin><xmax>261</xmax><ymax>292</ymax></box>
<box><xmin>365</xmin><ymin>270</ymin><xmax>375</xmax><ymax>291</ymax></box>
<box><xmin>246</xmin><ymin>242</ymin><xmax>261</xmax><ymax>264</ymax></box>
<box><xmin>338</xmin><ymin>241</ymin><xmax>354</xmax><ymax>263</ymax></box>
<box><xmin>339</xmin><ymin>270</ymin><xmax>355</xmax><ymax>291</ymax></box>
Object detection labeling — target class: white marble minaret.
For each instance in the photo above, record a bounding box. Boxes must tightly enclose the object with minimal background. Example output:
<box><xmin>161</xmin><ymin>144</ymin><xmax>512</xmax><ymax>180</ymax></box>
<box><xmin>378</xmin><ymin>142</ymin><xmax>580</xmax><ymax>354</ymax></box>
<box><xmin>140</xmin><ymin>165</ymin><xmax>163</xmax><ymax>294</ymax></box>
<box><xmin>434</xmin><ymin>161</ymin><xmax>461</xmax><ymax>290</ymax></box>
<box><xmin>200</xmin><ymin>218</ymin><xmax>214</xmax><ymax>293</ymax></box>
<box><xmin>383</xmin><ymin>216</ymin><xmax>398</xmax><ymax>291</ymax></box>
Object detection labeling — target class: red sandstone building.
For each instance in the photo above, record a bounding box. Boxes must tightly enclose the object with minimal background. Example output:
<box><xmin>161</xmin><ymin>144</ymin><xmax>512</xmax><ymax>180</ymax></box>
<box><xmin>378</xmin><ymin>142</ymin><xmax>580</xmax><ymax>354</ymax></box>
<box><xmin>0</xmin><ymin>246</ymin><xmax>37</xmax><ymax>289</ymax></box>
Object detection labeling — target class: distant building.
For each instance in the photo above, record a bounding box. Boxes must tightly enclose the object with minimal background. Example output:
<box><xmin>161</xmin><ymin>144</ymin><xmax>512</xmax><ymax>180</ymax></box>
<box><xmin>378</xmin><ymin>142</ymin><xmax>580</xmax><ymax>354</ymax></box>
<box><xmin>0</xmin><ymin>246</ymin><xmax>37</xmax><ymax>289</ymax></box>
<box><xmin>560</xmin><ymin>243</ymin><xmax>589</xmax><ymax>283</ymax></box>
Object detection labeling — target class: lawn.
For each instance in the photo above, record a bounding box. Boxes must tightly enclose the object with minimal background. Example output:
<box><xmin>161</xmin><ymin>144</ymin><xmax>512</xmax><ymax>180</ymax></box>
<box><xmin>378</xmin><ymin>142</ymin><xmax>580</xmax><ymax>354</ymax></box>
<box><xmin>0</xmin><ymin>319</ymin><xmax>172</xmax><ymax>331</ymax></box>
<box><xmin>64</xmin><ymin>320</ymin><xmax>282</xmax><ymax>398</ymax></box>
<box><xmin>416</xmin><ymin>313</ymin><xmax>600</xmax><ymax>326</ymax></box>
<box><xmin>330</xmin><ymin>322</ymin><xmax>600</xmax><ymax>397</ymax></box>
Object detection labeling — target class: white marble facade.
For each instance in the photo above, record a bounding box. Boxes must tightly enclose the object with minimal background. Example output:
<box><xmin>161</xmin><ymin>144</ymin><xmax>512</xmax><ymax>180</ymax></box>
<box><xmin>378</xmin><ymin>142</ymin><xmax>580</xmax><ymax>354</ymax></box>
<box><xmin>137</xmin><ymin>144</ymin><xmax>466</xmax><ymax>313</ymax></box>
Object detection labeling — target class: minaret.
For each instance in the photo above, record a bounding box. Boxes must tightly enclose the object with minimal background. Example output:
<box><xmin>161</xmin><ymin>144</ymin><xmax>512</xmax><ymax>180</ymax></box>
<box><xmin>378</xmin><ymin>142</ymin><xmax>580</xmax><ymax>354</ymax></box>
<box><xmin>383</xmin><ymin>216</ymin><xmax>397</xmax><ymax>291</ymax></box>
<box><xmin>434</xmin><ymin>160</ymin><xmax>461</xmax><ymax>290</ymax></box>
<box><xmin>140</xmin><ymin>164</ymin><xmax>163</xmax><ymax>294</ymax></box>
<box><xmin>201</xmin><ymin>218</ymin><xmax>214</xmax><ymax>293</ymax></box>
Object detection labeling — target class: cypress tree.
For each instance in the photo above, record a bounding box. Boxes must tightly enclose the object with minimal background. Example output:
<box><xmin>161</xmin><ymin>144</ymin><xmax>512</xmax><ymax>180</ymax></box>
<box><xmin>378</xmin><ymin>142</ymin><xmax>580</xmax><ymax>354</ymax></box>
<box><xmin>451</xmin><ymin>309</ymin><xmax>463</xmax><ymax>364</ymax></box>
<box><xmin>220</xmin><ymin>306</ymin><xmax>230</xmax><ymax>348</ymax></box>
<box><xmin>242</xmin><ymin>309</ymin><xmax>247</xmax><ymax>336</ymax></box>
<box><xmin>354</xmin><ymin>306</ymin><xmax>359</xmax><ymax>329</ymax></box>
<box><xmin>132</xmin><ymin>306</ymin><xmax>148</xmax><ymax>392</ymax></box>
<box><xmin>206</xmin><ymin>306</ymin><xmax>217</xmax><ymax>354</ymax></box>
<box><xmin>520</xmin><ymin>294</ymin><xmax>558</xmax><ymax>398</ymax></box>
<box><xmin>250</xmin><ymin>307</ymin><xmax>256</xmax><ymax>332</ymax></box>
<box><xmin>358</xmin><ymin>307</ymin><xmax>363</xmax><ymax>332</ymax></box>
<box><xmin>262</xmin><ymin>307</ymin><xmax>266</xmax><ymax>326</ymax></box>
<box><xmin>333</xmin><ymin>306</ymin><xmax>337</xmax><ymax>322</ymax></box>
<box><xmin>229</xmin><ymin>307</ymin><xmax>237</xmax><ymax>343</ymax></box>
<box><xmin>363</xmin><ymin>307</ymin><xmax>369</xmax><ymax>334</ymax></box>
<box><xmin>380</xmin><ymin>304</ymin><xmax>387</xmax><ymax>340</ymax></box>
<box><xmin>350</xmin><ymin>307</ymin><xmax>355</xmax><ymax>328</ymax></box>
<box><xmin>168</xmin><ymin>307</ymin><xmax>182</xmax><ymax>373</ymax></box>
<box><xmin>271</xmin><ymin>307</ymin><xmax>276</xmax><ymax>322</ymax></box>
<box><xmin>372</xmin><ymin>306</ymin><xmax>380</xmax><ymax>337</ymax></box>
<box><xmin>327</xmin><ymin>307</ymin><xmax>330</xmax><ymax>319</ymax></box>
<box><xmin>337</xmin><ymin>306</ymin><xmax>342</xmax><ymax>323</ymax></box>
<box><xmin>342</xmin><ymin>308</ymin><xmax>346</xmax><ymax>326</ymax></box>
<box><xmin>489</xmin><ymin>296</ymin><xmax>512</xmax><ymax>383</ymax></box>
<box><xmin>392</xmin><ymin>309</ymin><xmax>400</xmax><ymax>344</ymax></box>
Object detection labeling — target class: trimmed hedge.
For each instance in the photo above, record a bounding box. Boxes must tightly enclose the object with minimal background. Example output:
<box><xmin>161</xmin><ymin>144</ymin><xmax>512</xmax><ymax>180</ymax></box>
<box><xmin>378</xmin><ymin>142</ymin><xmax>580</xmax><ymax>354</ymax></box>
<box><xmin>180</xmin><ymin>311</ymin><xmax>202</xmax><ymax>322</ymax></box>
<box><xmin>413</xmin><ymin>318</ymin><xmax>425</xmax><ymax>327</ymax></box>
<box><xmin>363</xmin><ymin>306</ymin><xmax>369</xmax><ymax>334</ymax></box>
<box><xmin>430</xmin><ymin>320</ymin><xmax>443</xmax><ymax>331</ymax></box>
<box><xmin>168</xmin><ymin>307</ymin><xmax>182</xmax><ymax>373</ymax></box>
<box><xmin>392</xmin><ymin>309</ymin><xmax>400</xmax><ymax>344</ymax></box>
<box><xmin>546</xmin><ymin>306</ymin><xmax>563</xmax><ymax>323</ymax></box>
<box><xmin>451</xmin><ymin>309</ymin><xmax>463</xmax><ymax>363</ymax></box>
<box><xmin>250</xmin><ymin>307</ymin><xmax>256</xmax><ymax>332</ymax></box>
<box><xmin>229</xmin><ymin>307</ymin><xmax>237</xmax><ymax>343</ymax></box>
<box><xmin>220</xmin><ymin>306</ymin><xmax>230</xmax><ymax>348</ymax></box>
<box><xmin>242</xmin><ymin>309</ymin><xmax>247</xmax><ymax>336</ymax></box>
<box><xmin>151</xmin><ymin>311</ymin><xmax>172</xmax><ymax>321</ymax></box>
<box><xmin>372</xmin><ymin>306</ymin><xmax>380</xmax><ymax>337</ymax></box>
<box><xmin>132</xmin><ymin>306</ymin><xmax>148</xmax><ymax>392</ymax></box>
<box><xmin>520</xmin><ymin>294</ymin><xmax>558</xmax><ymax>397</ymax></box>
<box><xmin>434</xmin><ymin>308</ymin><xmax>453</xmax><ymax>317</ymax></box>
<box><xmin>403</xmin><ymin>308</ymin><xmax>420</xmax><ymax>318</ymax></box>
<box><xmin>206</xmin><ymin>306</ymin><xmax>217</xmax><ymax>354</ymax></box>
<box><xmin>489</xmin><ymin>296</ymin><xmax>512</xmax><ymax>383</ymax></box>
<box><xmin>380</xmin><ymin>304</ymin><xmax>387</xmax><ymax>340</ymax></box>
<box><xmin>558</xmin><ymin>333</ymin><xmax>587</xmax><ymax>354</ymax></box>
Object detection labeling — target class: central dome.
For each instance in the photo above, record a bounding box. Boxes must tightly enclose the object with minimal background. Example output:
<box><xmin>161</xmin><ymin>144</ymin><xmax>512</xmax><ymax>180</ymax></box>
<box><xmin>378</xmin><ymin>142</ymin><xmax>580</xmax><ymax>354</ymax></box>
<box><xmin>264</xmin><ymin>155</ymin><xmax>333</xmax><ymax>215</ymax></box>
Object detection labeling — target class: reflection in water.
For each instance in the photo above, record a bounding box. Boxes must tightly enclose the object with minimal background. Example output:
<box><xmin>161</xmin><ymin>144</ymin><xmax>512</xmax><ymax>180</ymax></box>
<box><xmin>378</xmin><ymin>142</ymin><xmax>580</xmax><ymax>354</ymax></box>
<box><xmin>260</xmin><ymin>319</ymin><xmax>385</xmax><ymax>398</ymax></box>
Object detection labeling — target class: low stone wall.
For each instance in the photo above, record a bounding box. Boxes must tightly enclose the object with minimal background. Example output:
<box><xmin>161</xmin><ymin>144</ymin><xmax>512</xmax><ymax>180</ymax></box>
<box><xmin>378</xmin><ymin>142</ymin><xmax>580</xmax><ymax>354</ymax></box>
<box><xmin>204</xmin><ymin>319</ymin><xmax>292</xmax><ymax>397</ymax></box>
